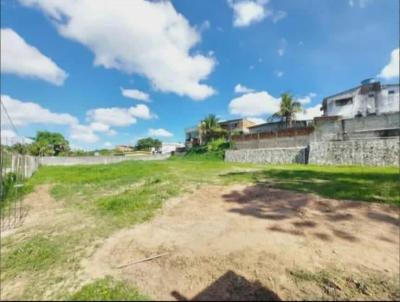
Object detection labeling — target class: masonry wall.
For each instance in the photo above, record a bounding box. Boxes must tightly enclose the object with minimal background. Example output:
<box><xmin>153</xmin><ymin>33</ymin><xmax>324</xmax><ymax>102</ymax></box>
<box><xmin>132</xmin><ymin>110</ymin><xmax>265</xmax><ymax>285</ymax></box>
<box><xmin>308</xmin><ymin>138</ymin><xmax>399</xmax><ymax>166</ymax></box>
<box><xmin>225</xmin><ymin>147</ymin><xmax>307</xmax><ymax>164</ymax></box>
<box><xmin>233</xmin><ymin>135</ymin><xmax>310</xmax><ymax>150</ymax></box>
<box><xmin>39</xmin><ymin>154</ymin><xmax>170</xmax><ymax>166</ymax></box>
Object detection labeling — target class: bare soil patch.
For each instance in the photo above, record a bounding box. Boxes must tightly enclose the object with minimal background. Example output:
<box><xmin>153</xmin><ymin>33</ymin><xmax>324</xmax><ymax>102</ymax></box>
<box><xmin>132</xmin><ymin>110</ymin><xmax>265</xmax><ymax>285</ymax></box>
<box><xmin>84</xmin><ymin>184</ymin><xmax>400</xmax><ymax>300</ymax></box>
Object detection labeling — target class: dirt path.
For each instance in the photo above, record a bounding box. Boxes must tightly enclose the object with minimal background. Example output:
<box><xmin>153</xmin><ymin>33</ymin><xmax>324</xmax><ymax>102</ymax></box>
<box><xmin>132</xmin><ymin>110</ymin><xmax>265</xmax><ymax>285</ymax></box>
<box><xmin>84</xmin><ymin>184</ymin><xmax>400</xmax><ymax>300</ymax></box>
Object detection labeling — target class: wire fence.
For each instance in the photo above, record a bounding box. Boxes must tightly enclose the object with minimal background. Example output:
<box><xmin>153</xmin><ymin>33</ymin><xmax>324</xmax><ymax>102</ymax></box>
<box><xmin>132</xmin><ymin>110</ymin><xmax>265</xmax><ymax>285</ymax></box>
<box><xmin>1</xmin><ymin>100</ymin><xmax>39</xmax><ymax>231</ymax></box>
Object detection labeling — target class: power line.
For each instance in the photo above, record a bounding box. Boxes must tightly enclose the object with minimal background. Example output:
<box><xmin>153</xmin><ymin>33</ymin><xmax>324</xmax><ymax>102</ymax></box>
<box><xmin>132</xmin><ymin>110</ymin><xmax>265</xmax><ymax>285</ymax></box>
<box><xmin>0</xmin><ymin>98</ymin><xmax>21</xmax><ymax>138</ymax></box>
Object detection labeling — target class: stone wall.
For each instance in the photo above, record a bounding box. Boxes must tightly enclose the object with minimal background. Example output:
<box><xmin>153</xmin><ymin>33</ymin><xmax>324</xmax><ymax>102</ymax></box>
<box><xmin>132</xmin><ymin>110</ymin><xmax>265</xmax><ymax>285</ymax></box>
<box><xmin>225</xmin><ymin>147</ymin><xmax>307</xmax><ymax>164</ymax></box>
<box><xmin>308</xmin><ymin>138</ymin><xmax>399</xmax><ymax>166</ymax></box>
<box><xmin>233</xmin><ymin>135</ymin><xmax>310</xmax><ymax>150</ymax></box>
<box><xmin>39</xmin><ymin>154</ymin><xmax>170</xmax><ymax>166</ymax></box>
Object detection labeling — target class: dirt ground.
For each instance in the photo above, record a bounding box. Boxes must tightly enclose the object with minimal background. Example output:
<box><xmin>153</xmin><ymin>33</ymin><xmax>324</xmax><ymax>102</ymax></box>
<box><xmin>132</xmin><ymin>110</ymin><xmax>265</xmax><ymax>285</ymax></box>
<box><xmin>82</xmin><ymin>184</ymin><xmax>400</xmax><ymax>301</ymax></box>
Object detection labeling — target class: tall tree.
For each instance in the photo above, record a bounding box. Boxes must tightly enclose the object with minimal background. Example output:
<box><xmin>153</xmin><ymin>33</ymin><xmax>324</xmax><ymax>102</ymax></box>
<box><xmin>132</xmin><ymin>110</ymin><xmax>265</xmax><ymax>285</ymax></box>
<box><xmin>30</xmin><ymin>131</ymin><xmax>70</xmax><ymax>156</ymax></box>
<box><xmin>200</xmin><ymin>114</ymin><xmax>226</xmax><ymax>144</ymax></box>
<box><xmin>270</xmin><ymin>93</ymin><xmax>302</xmax><ymax>127</ymax></box>
<box><xmin>135</xmin><ymin>137</ymin><xmax>162</xmax><ymax>151</ymax></box>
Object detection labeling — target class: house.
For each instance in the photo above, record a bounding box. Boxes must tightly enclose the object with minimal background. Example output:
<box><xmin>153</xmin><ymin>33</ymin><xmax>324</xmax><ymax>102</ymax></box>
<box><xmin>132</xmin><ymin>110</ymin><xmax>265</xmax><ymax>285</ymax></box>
<box><xmin>185</xmin><ymin>118</ymin><xmax>256</xmax><ymax>148</ymax></box>
<box><xmin>218</xmin><ymin>118</ymin><xmax>256</xmax><ymax>135</ymax></box>
<box><xmin>115</xmin><ymin>144</ymin><xmax>135</xmax><ymax>153</ymax></box>
<box><xmin>321</xmin><ymin>79</ymin><xmax>399</xmax><ymax>119</ymax></box>
<box><xmin>248</xmin><ymin>120</ymin><xmax>312</xmax><ymax>134</ymax></box>
<box><xmin>185</xmin><ymin>125</ymin><xmax>202</xmax><ymax>148</ymax></box>
<box><xmin>160</xmin><ymin>142</ymin><xmax>185</xmax><ymax>154</ymax></box>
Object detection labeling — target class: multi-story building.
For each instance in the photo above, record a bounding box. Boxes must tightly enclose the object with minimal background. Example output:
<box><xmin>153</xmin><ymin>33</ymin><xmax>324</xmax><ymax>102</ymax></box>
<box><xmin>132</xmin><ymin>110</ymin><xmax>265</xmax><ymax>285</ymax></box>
<box><xmin>218</xmin><ymin>118</ymin><xmax>256</xmax><ymax>134</ymax></box>
<box><xmin>321</xmin><ymin>79</ymin><xmax>399</xmax><ymax>118</ymax></box>
<box><xmin>185</xmin><ymin>118</ymin><xmax>256</xmax><ymax>148</ymax></box>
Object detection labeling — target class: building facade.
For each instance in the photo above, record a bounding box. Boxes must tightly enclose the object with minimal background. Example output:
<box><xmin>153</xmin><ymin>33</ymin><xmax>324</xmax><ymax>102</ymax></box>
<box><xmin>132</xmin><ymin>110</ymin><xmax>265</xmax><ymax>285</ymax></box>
<box><xmin>321</xmin><ymin>79</ymin><xmax>399</xmax><ymax>119</ymax></box>
<box><xmin>185</xmin><ymin>118</ymin><xmax>256</xmax><ymax>148</ymax></box>
<box><xmin>248</xmin><ymin>120</ymin><xmax>312</xmax><ymax>134</ymax></box>
<box><xmin>160</xmin><ymin>142</ymin><xmax>185</xmax><ymax>154</ymax></box>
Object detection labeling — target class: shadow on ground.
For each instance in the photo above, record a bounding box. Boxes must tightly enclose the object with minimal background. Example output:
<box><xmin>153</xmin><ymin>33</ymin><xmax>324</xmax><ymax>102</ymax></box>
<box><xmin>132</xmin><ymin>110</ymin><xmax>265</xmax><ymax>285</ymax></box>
<box><xmin>171</xmin><ymin>270</ymin><xmax>280</xmax><ymax>301</ymax></box>
<box><xmin>221</xmin><ymin>183</ymin><xmax>399</xmax><ymax>243</ymax></box>
<box><xmin>220</xmin><ymin>169</ymin><xmax>399</xmax><ymax>204</ymax></box>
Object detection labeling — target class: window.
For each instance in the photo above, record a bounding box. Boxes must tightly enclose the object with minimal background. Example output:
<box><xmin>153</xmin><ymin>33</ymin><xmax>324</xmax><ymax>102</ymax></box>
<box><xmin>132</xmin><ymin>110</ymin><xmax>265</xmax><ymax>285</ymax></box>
<box><xmin>388</xmin><ymin>90</ymin><xmax>395</xmax><ymax>95</ymax></box>
<box><xmin>335</xmin><ymin>97</ymin><xmax>353</xmax><ymax>106</ymax></box>
<box><xmin>368</xmin><ymin>93</ymin><xmax>374</xmax><ymax>98</ymax></box>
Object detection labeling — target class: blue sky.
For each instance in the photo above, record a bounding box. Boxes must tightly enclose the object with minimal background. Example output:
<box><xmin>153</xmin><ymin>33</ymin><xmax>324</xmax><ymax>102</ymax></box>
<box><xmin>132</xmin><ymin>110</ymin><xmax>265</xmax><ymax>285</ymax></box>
<box><xmin>1</xmin><ymin>0</ymin><xmax>399</xmax><ymax>150</ymax></box>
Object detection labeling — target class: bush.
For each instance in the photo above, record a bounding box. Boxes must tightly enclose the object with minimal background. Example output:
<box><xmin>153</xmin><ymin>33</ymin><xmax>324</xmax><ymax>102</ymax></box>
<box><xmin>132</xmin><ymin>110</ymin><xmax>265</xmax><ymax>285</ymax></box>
<box><xmin>184</xmin><ymin>139</ymin><xmax>231</xmax><ymax>161</ymax></box>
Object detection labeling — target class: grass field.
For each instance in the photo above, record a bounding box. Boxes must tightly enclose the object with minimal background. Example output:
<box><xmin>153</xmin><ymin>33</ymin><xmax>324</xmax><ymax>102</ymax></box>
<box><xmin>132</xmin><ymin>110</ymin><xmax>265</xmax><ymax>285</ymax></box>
<box><xmin>1</xmin><ymin>157</ymin><xmax>399</xmax><ymax>300</ymax></box>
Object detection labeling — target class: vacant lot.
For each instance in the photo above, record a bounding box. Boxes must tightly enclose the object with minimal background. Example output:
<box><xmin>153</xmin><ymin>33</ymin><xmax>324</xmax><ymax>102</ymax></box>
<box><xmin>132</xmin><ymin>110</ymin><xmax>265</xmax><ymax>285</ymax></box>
<box><xmin>1</xmin><ymin>158</ymin><xmax>399</xmax><ymax>300</ymax></box>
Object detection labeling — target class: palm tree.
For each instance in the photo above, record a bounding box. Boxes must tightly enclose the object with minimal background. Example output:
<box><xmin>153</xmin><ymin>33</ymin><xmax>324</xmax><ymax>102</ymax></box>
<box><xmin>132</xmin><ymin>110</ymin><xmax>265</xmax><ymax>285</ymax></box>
<box><xmin>270</xmin><ymin>93</ymin><xmax>302</xmax><ymax>128</ymax></box>
<box><xmin>199</xmin><ymin>114</ymin><xmax>226</xmax><ymax>144</ymax></box>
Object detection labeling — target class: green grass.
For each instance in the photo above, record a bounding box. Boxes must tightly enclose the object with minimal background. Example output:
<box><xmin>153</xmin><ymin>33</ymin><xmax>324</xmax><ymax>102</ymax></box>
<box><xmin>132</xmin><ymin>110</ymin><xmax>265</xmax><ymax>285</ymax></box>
<box><xmin>28</xmin><ymin>158</ymin><xmax>400</xmax><ymax>209</ymax></box>
<box><xmin>1</xmin><ymin>157</ymin><xmax>399</xmax><ymax>300</ymax></box>
<box><xmin>1</xmin><ymin>235</ymin><xmax>64</xmax><ymax>277</ymax></box>
<box><xmin>221</xmin><ymin>164</ymin><xmax>400</xmax><ymax>205</ymax></box>
<box><xmin>70</xmin><ymin>277</ymin><xmax>150</xmax><ymax>301</ymax></box>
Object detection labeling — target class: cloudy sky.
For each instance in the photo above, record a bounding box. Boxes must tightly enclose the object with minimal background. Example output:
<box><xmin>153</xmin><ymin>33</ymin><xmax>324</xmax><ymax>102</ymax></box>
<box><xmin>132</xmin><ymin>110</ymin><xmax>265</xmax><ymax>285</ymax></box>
<box><xmin>1</xmin><ymin>0</ymin><xmax>399</xmax><ymax>149</ymax></box>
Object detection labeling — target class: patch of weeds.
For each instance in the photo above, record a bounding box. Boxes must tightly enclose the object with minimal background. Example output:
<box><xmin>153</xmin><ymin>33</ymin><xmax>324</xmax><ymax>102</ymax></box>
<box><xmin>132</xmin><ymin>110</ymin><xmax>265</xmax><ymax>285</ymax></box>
<box><xmin>70</xmin><ymin>276</ymin><xmax>150</xmax><ymax>301</ymax></box>
<box><xmin>288</xmin><ymin>268</ymin><xmax>400</xmax><ymax>300</ymax></box>
<box><xmin>1</xmin><ymin>235</ymin><xmax>64</xmax><ymax>277</ymax></box>
<box><xmin>95</xmin><ymin>179</ymin><xmax>180</xmax><ymax>227</ymax></box>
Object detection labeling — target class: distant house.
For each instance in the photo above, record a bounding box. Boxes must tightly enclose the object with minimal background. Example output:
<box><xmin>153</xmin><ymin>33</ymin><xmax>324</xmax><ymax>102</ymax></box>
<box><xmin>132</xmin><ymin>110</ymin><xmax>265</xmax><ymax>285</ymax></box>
<box><xmin>185</xmin><ymin>118</ymin><xmax>256</xmax><ymax>148</ymax></box>
<box><xmin>160</xmin><ymin>142</ymin><xmax>184</xmax><ymax>154</ymax></box>
<box><xmin>115</xmin><ymin>145</ymin><xmax>135</xmax><ymax>153</ymax></box>
<box><xmin>218</xmin><ymin>118</ymin><xmax>256</xmax><ymax>135</ymax></box>
<box><xmin>321</xmin><ymin>79</ymin><xmax>399</xmax><ymax>119</ymax></box>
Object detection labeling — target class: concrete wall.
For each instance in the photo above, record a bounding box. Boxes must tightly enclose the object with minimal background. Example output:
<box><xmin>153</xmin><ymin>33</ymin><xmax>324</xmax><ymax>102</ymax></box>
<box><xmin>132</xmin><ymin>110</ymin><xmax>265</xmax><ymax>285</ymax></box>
<box><xmin>234</xmin><ymin>135</ymin><xmax>310</xmax><ymax>150</ymax></box>
<box><xmin>39</xmin><ymin>154</ymin><xmax>170</xmax><ymax>166</ymax></box>
<box><xmin>7</xmin><ymin>155</ymin><xmax>40</xmax><ymax>178</ymax></box>
<box><xmin>308</xmin><ymin>138</ymin><xmax>399</xmax><ymax>166</ymax></box>
<box><xmin>225</xmin><ymin>147</ymin><xmax>307</xmax><ymax>164</ymax></box>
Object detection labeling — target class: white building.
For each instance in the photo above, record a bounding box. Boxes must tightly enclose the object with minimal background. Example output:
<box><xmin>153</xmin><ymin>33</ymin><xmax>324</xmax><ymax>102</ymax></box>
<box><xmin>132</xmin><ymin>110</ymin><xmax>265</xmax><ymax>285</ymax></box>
<box><xmin>160</xmin><ymin>142</ymin><xmax>184</xmax><ymax>154</ymax></box>
<box><xmin>322</xmin><ymin>79</ymin><xmax>399</xmax><ymax>118</ymax></box>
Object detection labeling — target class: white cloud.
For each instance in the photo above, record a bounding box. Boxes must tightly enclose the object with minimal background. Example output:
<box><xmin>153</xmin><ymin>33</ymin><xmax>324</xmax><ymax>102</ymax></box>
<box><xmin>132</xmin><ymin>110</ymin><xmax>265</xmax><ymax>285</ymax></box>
<box><xmin>349</xmin><ymin>0</ymin><xmax>373</xmax><ymax>8</ymax></box>
<box><xmin>20</xmin><ymin>0</ymin><xmax>215</xmax><ymax>100</ymax></box>
<box><xmin>234</xmin><ymin>83</ymin><xmax>254</xmax><ymax>94</ymax></box>
<box><xmin>277</xmin><ymin>48</ymin><xmax>285</xmax><ymax>56</ymax></box>
<box><xmin>275</xmin><ymin>70</ymin><xmax>284</xmax><ymax>77</ymax></box>
<box><xmin>1</xmin><ymin>28</ymin><xmax>67</xmax><ymax>85</ymax></box>
<box><xmin>378</xmin><ymin>48</ymin><xmax>399</xmax><ymax>79</ymax></box>
<box><xmin>1</xmin><ymin>94</ymin><xmax>77</xmax><ymax>126</ymax></box>
<box><xmin>272</xmin><ymin>10</ymin><xmax>287</xmax><ymax>23</ymax></box>
<box><xmin>296</xmin><ymin>103</ymin><xmax>323</xmax><ymax>121</ymax></box>
<box><xmin>0</xmin><ymin>129</ymin><xmax>31</xmax><ymax>145</ymax></box>
<box><xmin>103</xmin><ymin>141</ymin><xmax>112</xmax><ymax>148</ymax></box>
<box><xmin>229</xmin><ymin>0</ymin><xmax>269</xmax><ymax>27</ymax></box>
<box><xmin>277</xmin><ymin>38</ymin><xmax>287</xmax><ymax>56</ymax></box>
<box><xmin>148</xmin><ymin>128</ymin><xmax>173</xmax><ymax>137</ymax></box>
<box><xmin>86</xmin><ymin>107</ymin><xmax>137</xmax><ymax>127</ymax></box>
<box><xmin>121</xmin><ymin>87</ymin><xmax>150</xmax><ymax>102</ymax></box>
<box><xmin>86</xmin><ymin>104</ymin><xmax>155</xmax><ymax>130</ymax></box>
<box><xmin>89</xmin><ymin>122</ymin><xmax>110</xmax><ymax>133</ymax></box>
<box><xmin>70</xmin><ymin>124</ymin><xmax>99</xmax><ymax>143</ymax></box>
<box><xmin>229</xmin><ymin>91</ymin><xmax>280</xmax><ymax>117</ymax></box>
<box><xmin>247</xmin><ymin>117</ymin><xmax>265</xmax><ymax>125</ymax></box>
<box><xmin>297</xmin><ymin>92</ymin><xmax>317</xmax><ymax>105</ymax></box>
<box><xmin>129</xmin><ymin>104</ymin><xmax>155</xmax><ymax>120</ymax></box>
<box><xmin>199</xmin><ymin>20</ymin><xmax>211</xmax><ymax>32</ymax></box>
<box><xmin>228</xmin><ymin>0</ymin><xmax>287</xmax><ymax>27</ymax></box>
